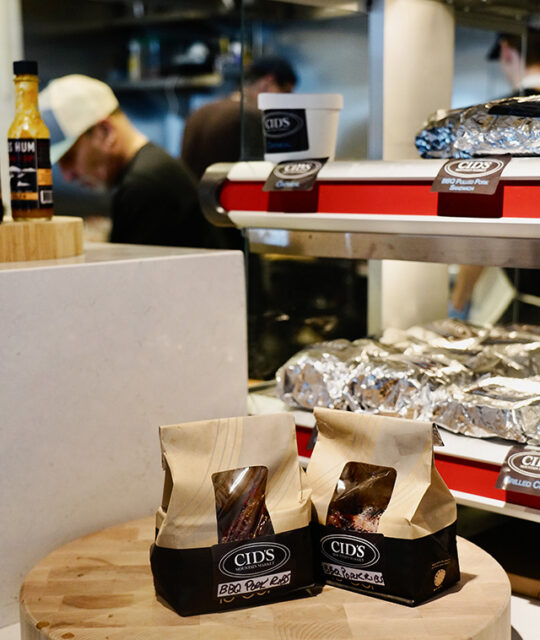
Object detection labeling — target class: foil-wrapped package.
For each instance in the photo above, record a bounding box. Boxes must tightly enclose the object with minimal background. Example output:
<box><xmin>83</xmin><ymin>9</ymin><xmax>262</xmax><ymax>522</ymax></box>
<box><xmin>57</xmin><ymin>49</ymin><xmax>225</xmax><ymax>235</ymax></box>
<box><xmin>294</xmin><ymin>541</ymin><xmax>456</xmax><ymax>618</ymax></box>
<box><xmin>416</xmin><ymin>95</ymin><xmax>540</xmax><ymax>159</ymax></box>
<box><xmin>275</xmin><ymin>339</ymin><xmax>393</xmax><ymax>411</ymax></box>
<box><xmin>415</xmin><ymin>107</ymin><xmax>468</xmax><ymax>159</ymax></box>
<box><xmin>466</xmin><ymin>342</ymin><xmax>540</xmax><ymax>379</ymax></box>
<box><xmin>432</xmin><ymin>377</ymin><xmax>540</xmax><ymax>444</ymax></box>
<box><xmin>397</xmin><ymin>318</ymin><xmax>489</xmax><ymax>353</ymax></box>
<box><xmin>346</xmin><ymin>352</ymin><xmax>470</xmax><ymax>419</ymax></box>
<box><xmin>275</xmin><ymin>320</ymin><xmax>540</xmax><ymax>444</ymax></box>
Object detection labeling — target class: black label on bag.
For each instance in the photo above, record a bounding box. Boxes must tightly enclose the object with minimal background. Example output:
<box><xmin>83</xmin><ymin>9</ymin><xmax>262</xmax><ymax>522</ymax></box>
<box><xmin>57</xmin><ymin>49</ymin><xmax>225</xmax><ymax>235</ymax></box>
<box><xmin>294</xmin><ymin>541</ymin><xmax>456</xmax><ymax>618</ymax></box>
<box><xmin>495</xmin><ymin>445</ymin><xmax>540</xmax><ymax>496</ymax></box>
<box><xmin>263</xmin><ymin>157</ymin><xmax>327</xmax><ymax>192</ymax></box>
<box><xmin>263</xmin><ymin>109</ymin><xmax>309</xmax><ymax>154</ymax></box>
<box><xmin>9</xmin><ymin>138</ymin><xmax>53</xmax><ymax>211</ymax></box>
<box><xmin>316</xmin><ymin>522</ymin><xmax>460</xmax><ymax>606</ymax></box>
<box><xmin>150</xmin><ymin>525</ymin><xmax>315</xmax><ymax>615</ymax></box>
<box><xmin>320</xmin><ymin>527</ymin><xmax>385</xmax><ymax>586</ymax></box>
<box><xmin>431</xmin><ymin>156</ymin><xmax>511</xmax><ymax>196</ymax></box>
<box><xmin>212</xmin><ymin>535</ymin><xmax>293</xmax><ymax>599</ymax></box>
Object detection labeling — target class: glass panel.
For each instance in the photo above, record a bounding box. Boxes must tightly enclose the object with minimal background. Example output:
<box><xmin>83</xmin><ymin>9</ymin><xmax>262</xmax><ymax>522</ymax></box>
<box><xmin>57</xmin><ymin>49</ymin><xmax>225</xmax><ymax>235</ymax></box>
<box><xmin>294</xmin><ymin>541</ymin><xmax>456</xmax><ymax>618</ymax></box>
<box><xmin>239</xmin><ymin>1</ymin><xmax>370</xmax><ymax>379</ymax></box>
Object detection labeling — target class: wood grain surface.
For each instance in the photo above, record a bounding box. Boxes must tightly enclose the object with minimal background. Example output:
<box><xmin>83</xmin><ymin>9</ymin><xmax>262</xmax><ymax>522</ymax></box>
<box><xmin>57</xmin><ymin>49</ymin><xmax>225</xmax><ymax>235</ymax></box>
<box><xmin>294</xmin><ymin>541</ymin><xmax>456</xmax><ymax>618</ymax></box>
<box><xmin>20</xmin><ymin>517</ymin><xmax>511</xmax><ymax>640</ymax></box>
<box><xmin>0</xmin><ymin>216</ymin><xmax>83</xmax><ymax>262</ymax></box>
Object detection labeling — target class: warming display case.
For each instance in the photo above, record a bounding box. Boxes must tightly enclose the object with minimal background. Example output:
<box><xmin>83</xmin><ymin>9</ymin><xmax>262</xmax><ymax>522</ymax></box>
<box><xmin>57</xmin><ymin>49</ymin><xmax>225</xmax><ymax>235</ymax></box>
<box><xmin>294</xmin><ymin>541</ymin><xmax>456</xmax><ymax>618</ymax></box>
<box><xmin>202</xmin><ymin>158</ymin><xmax>540</xmax><ymax>523</ymax></box>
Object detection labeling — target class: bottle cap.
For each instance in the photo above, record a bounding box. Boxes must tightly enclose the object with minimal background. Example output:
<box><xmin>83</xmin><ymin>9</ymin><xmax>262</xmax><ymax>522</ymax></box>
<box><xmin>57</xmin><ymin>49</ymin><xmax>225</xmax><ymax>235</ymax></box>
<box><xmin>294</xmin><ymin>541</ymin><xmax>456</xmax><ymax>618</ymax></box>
<box><xmin>13</xmin><ymin>60</ymin><xmax>38</xmax><ymax>75</ymax></box>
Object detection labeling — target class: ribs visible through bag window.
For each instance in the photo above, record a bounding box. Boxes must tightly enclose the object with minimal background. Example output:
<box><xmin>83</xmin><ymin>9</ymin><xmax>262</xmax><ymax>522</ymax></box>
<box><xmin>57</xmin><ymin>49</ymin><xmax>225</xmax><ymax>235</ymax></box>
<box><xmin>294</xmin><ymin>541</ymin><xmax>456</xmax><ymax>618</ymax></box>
<box><xmin>212</xmin><ymin>466</ymin><xmax>275</xmax><ymax>543</ymax></box>
<box><xmin>326</xmin><ymin>462</ymin><xmax>397</xmax><ymax>533</ymax></box>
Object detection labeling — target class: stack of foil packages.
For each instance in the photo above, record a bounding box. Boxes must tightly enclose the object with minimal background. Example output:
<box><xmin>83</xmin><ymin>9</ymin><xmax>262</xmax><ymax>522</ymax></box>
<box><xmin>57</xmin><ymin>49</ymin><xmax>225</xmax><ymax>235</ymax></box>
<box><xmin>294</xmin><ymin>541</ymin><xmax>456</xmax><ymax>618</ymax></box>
<box><xmin>276</xmin><ymin>319</ymin><xmax>540</xmax><ymax>444</ymax></box>
<box><xmin>415</xmin><ymin>95</ymin><xmax>540</xmax><ymax>158</ymax></box>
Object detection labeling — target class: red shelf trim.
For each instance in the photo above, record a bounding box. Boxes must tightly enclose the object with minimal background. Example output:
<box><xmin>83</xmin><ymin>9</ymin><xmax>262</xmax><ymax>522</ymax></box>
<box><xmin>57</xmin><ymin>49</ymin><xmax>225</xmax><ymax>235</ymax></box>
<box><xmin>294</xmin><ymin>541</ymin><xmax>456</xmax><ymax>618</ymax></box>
<box><xmin>220</xmin><ymin>180</ymin><xmax>540</xmax><ymax>219</ymax></box>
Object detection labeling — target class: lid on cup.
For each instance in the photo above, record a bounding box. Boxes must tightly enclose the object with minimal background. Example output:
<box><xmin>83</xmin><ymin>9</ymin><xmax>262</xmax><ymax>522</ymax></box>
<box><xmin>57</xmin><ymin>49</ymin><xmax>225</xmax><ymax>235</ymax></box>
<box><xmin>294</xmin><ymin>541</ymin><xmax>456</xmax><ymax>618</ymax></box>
<box><xmin>258</xmin><ymin>92</ymin><xmax>343</xmax><ymax>110</ymax></box>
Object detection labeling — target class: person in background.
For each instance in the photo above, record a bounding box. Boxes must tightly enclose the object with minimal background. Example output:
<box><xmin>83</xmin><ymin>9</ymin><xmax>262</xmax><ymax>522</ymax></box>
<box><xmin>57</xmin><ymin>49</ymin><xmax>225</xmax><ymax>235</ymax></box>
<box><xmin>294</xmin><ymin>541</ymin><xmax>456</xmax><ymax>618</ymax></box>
<box><xmin>39</xmin><ymin>74</ymin><xmax>213</xmax><ymax>248</ymax></box>
<box><xmin>181</xmin><ymin>56</ymin><xmax>298</xmax><ymax>186</ymax></box>
<box><xmin>488</xmin><ymin>29</ymin><xmax>540</xmax><ymax>97</ymax></box>
<box><xmin>182</xmin><ymin>56</ymin><xmax>301</xmax><ymax>377</ymax></box>
<box><xmin>450</xmin><ymin>30</ymin><xmax>540</xmax><ymax>323</ymax></box>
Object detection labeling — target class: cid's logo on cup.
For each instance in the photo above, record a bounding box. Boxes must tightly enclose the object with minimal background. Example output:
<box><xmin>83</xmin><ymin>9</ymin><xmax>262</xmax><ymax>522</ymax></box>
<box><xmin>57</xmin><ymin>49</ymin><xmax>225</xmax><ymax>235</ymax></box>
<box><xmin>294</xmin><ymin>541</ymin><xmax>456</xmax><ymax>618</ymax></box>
<box><xmin>274</xmin><ymin>160</ymin><xmax>323</xmax><ymax>181</ymax></box>
<box><xmin>263</xmin><ymin>111</ymin><xmax>304</xmax><ymax>138</ymax></box>
<box><xmin>444</xmin><ymin>159</ymin><xmax>505</xmax><ymax>179</ymax></box>
<box><xmin>508</xmin><ymin>451</ymin><xmax>540</xmax><ymax>478</ymax></box>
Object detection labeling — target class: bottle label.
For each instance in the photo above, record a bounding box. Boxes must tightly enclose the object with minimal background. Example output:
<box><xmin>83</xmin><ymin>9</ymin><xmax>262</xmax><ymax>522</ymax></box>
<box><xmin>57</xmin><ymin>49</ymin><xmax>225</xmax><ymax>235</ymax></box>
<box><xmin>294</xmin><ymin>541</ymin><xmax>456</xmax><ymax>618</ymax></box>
<box><xmin>9</xmin><ymin>138</ymin><xmax>53</xmax><ymax>213</ymax></box>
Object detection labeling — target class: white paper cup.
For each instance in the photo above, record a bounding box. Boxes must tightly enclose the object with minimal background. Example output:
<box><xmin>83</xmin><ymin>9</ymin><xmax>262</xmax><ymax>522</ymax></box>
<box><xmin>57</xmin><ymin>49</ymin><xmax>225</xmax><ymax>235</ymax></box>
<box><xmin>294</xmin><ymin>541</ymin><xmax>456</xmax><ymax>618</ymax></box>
<box><xmin>258</xmin><ymin>93</ymin><xmax>343</xmax><ymax>163</ymax></box>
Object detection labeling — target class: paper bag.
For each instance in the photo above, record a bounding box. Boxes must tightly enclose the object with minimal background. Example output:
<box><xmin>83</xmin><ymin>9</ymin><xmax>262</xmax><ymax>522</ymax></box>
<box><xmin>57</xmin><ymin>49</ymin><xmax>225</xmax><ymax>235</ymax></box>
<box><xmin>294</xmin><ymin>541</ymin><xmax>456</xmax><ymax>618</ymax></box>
<box><xmin>150</xmin><ymin>413</ymin><xmax>315</xmax><ymax>615</ymax></box>
<box><xmin>307</xmin><ymin>407</ymin><xmax>460</xmax><ymax>605</ymax></box>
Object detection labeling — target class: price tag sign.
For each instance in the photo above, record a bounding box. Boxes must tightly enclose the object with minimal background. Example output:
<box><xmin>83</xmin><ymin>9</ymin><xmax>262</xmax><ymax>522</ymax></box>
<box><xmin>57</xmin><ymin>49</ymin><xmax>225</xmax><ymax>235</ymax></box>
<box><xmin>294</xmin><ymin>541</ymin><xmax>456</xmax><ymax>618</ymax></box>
<box><xmin>431</xmin><ymin>156</ymin><xmax>511</xmax><ymax>195</ymax></box>
<box><xmin>495</xmin><ymin>444</ymin><xmax>540</xmax><ymax>496</ymax></box>
<box><xmin>263</xmin><ymin>158</ymin><xmax>327</xmax><ymax>192</ymax></box>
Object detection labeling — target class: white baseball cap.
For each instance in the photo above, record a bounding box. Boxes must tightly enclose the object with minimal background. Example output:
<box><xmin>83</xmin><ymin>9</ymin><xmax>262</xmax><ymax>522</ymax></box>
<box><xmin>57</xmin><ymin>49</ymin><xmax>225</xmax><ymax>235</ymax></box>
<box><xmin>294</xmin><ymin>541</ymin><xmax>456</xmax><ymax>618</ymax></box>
<box><xmin>39</xmin><ymin>74</ymin><xmax>119</xmax><ymax>164</ymax></box>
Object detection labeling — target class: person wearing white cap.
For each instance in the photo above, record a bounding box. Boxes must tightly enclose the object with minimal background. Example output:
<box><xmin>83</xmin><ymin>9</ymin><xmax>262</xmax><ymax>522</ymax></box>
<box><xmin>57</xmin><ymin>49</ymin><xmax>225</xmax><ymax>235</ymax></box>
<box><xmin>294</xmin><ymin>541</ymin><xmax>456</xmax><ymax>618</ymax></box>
<box><xmin>39</xmin><ymin>74</ymin><xmax>212</xmax><ymax>247</ymax></box>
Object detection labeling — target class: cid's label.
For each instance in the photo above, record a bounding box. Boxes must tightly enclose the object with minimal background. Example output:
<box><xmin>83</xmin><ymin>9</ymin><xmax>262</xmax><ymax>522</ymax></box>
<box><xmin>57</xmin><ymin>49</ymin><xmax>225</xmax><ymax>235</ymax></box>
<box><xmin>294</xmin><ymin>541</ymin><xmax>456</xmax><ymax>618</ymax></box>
<box><xmin>263</xmin><ymin>109</ymin><xmax>308</xmax><ymax>155</ymax></box>
<box><xmin>212</xmin><ymin>537</ymin><xmax>293</xmax><ymax>604</ymax></box>
<box><xmin>319</xmin><ymin>528</ymin><xmax>386</xmax><ymax>587</ymax></box>
<box><xmin>495</xmin><ymin>445</ymin><xmax>540</xmax><ymax>497</ymax></box>
<box><xmin>263</xmin><ymin>158</ymin><xmax>327</xmax><ymax>192</ymax></box>
<box><xmin>431</xmin><ymin>156</ymin><xmax>511</xmax><ymax>195</ymax></box>
<box><xmin>9</xmin><ymin>138</ymin><xmax>54</xmax><ymax>212</ymax></box>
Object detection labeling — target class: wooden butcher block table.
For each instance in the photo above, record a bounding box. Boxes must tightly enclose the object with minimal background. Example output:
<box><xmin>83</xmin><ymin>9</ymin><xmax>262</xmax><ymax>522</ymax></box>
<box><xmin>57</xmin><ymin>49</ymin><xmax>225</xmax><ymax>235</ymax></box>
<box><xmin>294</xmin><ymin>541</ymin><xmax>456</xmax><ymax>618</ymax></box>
<box><xmin>20</xmin><ymin>517</ymin><xmax>511</xmax><ymax>640</ymax></box>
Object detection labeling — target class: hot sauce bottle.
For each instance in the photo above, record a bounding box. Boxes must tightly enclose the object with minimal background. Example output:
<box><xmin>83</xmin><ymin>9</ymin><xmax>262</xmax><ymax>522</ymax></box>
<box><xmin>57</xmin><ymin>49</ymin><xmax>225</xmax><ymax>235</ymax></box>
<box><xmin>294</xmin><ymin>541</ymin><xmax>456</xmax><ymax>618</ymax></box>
<box><xmin>8</xmin><ymin>60</ymin><xmax>53</xmax><ymax>220</ymax></box>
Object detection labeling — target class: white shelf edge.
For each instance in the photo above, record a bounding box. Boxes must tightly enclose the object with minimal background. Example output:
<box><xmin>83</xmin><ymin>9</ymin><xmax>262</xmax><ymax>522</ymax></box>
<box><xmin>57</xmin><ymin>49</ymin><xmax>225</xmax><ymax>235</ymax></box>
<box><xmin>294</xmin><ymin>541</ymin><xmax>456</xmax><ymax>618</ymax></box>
<box><xmin>452</xmin><ymin>490</ymin><xmax>540</xmax><ymax>523</ymax></box>
<box><xmin>226</xmin><ymin>158</ymin><xmax>540</xmax><ymax>181</ymax></box>
<box><xmin>229</xmin><ymin>210</ymin><xmax>540</xmax><ymax>239</ymax></box>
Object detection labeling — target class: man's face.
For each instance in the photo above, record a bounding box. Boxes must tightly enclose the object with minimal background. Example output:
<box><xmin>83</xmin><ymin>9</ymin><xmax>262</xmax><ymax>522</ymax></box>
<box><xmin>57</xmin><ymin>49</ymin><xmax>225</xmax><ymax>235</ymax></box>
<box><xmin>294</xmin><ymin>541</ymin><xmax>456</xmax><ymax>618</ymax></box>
<box><xmin>58</xmin><ymin>125</ymin><xmax>116</xmax><ymax>189</ymax></box>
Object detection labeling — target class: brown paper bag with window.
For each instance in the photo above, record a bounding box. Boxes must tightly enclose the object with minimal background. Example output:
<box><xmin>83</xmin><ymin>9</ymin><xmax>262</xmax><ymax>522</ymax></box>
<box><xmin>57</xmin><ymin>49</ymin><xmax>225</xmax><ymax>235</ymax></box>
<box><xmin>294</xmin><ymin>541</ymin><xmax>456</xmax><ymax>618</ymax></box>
<box><xmin>307</xmin><ymin>407</ymin><xmax>460</xmax><ymax>605</ymax></box>
<box><xmin>150</xmin><ymin>413</ymin><xmax>315</xmax><ymax>616</ymax></box>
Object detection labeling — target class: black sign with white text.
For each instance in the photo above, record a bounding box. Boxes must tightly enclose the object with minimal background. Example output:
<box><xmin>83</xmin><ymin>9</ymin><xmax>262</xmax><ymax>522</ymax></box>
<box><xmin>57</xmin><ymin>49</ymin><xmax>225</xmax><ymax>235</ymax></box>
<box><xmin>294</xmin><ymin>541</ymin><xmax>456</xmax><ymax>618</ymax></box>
<box><xmin>263</xmin><ymin>158</ymin><xmax>327</xmax><ymax>192</ymax></box>
<box><xmin>432</xmin><ymin>156</ymin><xmax>511</xmax><ymax>195</ymax></box>
<box><xmin>213</xmin><ymin>536</ymin><xmax>293</xmax><ymax>599</ymax></box>
<box><xmin>496</xmin><ymin>445</ymin><xmax>540</xmax><ymax>496</ymax></box>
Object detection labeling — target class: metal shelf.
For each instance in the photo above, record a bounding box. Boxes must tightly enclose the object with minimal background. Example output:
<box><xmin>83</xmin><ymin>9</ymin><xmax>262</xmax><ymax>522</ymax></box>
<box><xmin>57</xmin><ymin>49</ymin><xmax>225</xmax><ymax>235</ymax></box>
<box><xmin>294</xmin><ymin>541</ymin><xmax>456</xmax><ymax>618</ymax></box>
<box><xmin>246</xmin><ymin>228</ymin><xmax>540</xmax><ymax>268</ymax></box>
<box><xmin>201</xmin><ymin>160</ymin><xmax>540</xmax><ymax>268</ymax></box>
<box><xmin>109</xmin><ymin>73</ymin><xmax>223</xmax><ymax>92</ymax></box>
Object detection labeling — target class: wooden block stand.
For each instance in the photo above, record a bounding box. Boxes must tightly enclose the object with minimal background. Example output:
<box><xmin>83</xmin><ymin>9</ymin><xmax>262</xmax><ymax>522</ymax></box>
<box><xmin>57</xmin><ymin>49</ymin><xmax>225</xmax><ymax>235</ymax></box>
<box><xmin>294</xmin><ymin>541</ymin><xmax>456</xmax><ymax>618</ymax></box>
<box><xmin>0</xmin><ymin>216</ymin><xmax>83</xmax><ymax>262</ymax></box>
<box><xmin>20</xmin><ymin>517</ymin><xmax>512</xmax><ymax>640</ymax></box>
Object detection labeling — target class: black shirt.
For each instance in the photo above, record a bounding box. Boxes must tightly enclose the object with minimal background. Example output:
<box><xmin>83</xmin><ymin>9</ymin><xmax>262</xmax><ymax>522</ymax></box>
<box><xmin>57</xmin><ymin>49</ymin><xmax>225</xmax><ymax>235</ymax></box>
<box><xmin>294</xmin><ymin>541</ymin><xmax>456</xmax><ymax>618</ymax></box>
<box><xmin>110</xmin><ymin>142</ymin><xmax>212</xmax><ymax>248</ymax></box>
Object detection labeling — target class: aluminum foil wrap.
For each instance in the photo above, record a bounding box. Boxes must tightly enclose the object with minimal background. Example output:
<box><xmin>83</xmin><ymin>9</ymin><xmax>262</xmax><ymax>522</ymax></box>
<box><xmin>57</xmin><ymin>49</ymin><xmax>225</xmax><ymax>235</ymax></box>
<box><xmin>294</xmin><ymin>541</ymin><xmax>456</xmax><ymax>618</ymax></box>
<box><xmin>275</xmin><ymin>319</ymin><xmax>540</xmax><ymax>444</ymax></box>
<box><xmin>415</xmin><ymin>108</ymin><xmax>467</xmax><ymax>159</ymax></box>
<box><xmin>432</xmin><ymin>377</ymin><xmax>540</xmax><ymax>444</ymax></box>
<box><xmin>275</xmin><ymin>339</ymin><xmax>392</xmax><ymax>410</ymax></box>
<box><xmin>346</xmin><ymin>352</ymin><xmax>470</xmax><ymax>419</ymax></box>
<box><xmin>415</xmin><ymin>95</ymin><xmax>540</xmax><ymax>159</ymax></box>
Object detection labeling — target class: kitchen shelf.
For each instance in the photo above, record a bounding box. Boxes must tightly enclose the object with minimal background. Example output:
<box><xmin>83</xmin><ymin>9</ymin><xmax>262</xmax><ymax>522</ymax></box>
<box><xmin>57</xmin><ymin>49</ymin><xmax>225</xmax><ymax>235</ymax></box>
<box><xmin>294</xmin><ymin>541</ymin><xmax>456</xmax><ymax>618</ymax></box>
<box><xmin>24</xmin><ymin>8</ymin><xmax>231</xmax><ymax>38</ymax></box>
<box><xmin>201</xmin><ymin>160</ymin><xmax>540</xmax><ymax>268</ymax></box>
<box><xmin>215</xmin><ymin>158</ymin><xmax>540</xmax><ymax>522</ymax></box>
<box><xmin>109</xmin><ymin>73</ymin><xmax>223</xmax><ymax>92</ymax></box>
